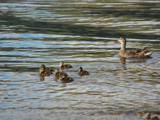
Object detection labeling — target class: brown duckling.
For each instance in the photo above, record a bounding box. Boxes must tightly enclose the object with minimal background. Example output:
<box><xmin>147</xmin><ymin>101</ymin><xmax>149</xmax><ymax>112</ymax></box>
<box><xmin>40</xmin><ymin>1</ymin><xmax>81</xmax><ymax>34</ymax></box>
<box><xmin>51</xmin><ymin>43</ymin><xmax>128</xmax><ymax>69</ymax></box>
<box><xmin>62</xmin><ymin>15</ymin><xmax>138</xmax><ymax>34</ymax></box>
<box><xmin>54</xmin><ymin>68</ymin><xmax>68</xmax><ymax>79</ymax></box>
<box><xmin>78</xmin><ymin>67</ymin><xmax>89</xmax><ymax>76</ymax></box>
<box><xmin>61</xmin><ymin>74</ymin><xmax>74</xmax><ymax>83</ymax></box>
<box><xmin>145</xmin><ymin>113</ymin><xmax>159</xmax><ymax>120</ymax></box>
<box><xmin>118</xmin><ymin>37</ymin><xmax>152</xmax><ymax>58</ymax></box>
<box><xmin>59</xmin><ymin>61</ymin><xmax>72</xmax><ymax>70</ymax></box>
<box><xmin>151</xmin><ymin>116</ymin><xmax>159</xmax><ymax>120</ymax></box>
<box><xmin>39</xmin><ymin>64</ymin><xmax>53</xmax><ymax>76</ymax></box>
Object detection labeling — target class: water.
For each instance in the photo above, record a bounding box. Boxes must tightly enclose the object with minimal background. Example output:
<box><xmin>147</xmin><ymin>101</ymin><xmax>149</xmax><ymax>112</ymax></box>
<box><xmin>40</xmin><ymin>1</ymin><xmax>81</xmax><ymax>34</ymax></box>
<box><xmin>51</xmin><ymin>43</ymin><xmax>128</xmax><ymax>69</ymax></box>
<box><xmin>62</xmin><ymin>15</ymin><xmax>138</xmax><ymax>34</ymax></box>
<box><xmin>0</xmin><ymin>0</ymin><xmax>160</xmax><ymax>120</ymax></box>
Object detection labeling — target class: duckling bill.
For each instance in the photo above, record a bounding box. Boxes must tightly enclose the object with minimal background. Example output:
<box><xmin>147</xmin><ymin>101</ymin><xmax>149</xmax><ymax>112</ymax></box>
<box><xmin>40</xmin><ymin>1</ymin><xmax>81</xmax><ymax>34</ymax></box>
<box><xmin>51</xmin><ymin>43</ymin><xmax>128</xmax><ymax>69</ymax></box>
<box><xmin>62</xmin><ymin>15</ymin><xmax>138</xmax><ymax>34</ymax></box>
<box><xmin>118</xmin><ymin>37</ymin><xmax>152</xmax><ymax>58</ymax></box>
<box><xmin>78</xmin><ymin>67</ymin><xmax>89</xmax><ymax>76</ymax></box>
<box><xmin>59</xmin><ymin>61</ymin><xmax>72</xmax><ymax>70</ymax></box>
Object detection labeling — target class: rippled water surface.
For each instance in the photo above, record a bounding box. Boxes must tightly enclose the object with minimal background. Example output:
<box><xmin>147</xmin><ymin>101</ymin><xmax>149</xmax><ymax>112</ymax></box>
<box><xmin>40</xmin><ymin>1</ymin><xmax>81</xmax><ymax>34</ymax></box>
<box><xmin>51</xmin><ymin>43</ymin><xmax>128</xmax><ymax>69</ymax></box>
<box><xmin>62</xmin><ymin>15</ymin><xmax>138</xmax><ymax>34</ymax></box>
<box><xmin>0</xmin><ymin>0</ymin><xmax>160</xmax><ymax>120</ymax></box>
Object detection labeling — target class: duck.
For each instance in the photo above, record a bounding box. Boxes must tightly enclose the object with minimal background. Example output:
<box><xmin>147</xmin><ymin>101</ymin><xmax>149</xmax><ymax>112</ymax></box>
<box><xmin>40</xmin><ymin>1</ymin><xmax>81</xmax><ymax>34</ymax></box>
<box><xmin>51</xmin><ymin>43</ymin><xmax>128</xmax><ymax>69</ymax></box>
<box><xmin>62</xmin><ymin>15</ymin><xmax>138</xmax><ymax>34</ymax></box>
<box><xmin>59</xmin><ymin>61</ymin><xmax>72</xmax><ymax>70</ymax></box>
<box><xmin>61</xmin><ymin>74</ymin><xmax>74</xmax><ymax>83</ymax></box>
<box><xmin>54</xmin><ymin>68</ymin><xmax>68</xmax><ymax>79</ymax></box>
<box><xmin>78</xmin><ymin>67</ymin><xmax>89</xmax><ymax>76</ymax></box>
<box><xmin>39</xmin><ymin>64</ymin><xmax>53</xmax><ymax>76</ymax></box>
<box><xmin>118</xmin><ymin>37</ymin><xmax>152</xmax><ymax>58</ymax></box>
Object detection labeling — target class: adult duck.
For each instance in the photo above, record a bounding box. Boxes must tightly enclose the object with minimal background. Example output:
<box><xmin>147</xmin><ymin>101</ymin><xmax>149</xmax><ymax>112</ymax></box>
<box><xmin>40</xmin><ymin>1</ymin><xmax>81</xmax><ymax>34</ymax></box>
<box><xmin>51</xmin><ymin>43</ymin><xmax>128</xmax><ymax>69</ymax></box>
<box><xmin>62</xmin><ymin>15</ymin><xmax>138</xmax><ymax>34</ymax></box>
<box><xmin>118</xmin><ymin>37</ymin><xmax>152</xmax><ymax>58</ymax></box>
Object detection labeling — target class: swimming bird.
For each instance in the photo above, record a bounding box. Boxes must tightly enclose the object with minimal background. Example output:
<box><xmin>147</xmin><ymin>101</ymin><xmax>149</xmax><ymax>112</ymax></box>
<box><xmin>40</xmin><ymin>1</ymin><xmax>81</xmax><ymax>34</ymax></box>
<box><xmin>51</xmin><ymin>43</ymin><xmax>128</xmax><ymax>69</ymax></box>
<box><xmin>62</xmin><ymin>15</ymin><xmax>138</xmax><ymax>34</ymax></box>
<box><xmin>61</xmin><ymin>74</ymin><xmax>73</xmax><ymax>83</ymax></box>
<box><xmin>145</xmin><ymin>113</ymin><xmax>159</xmax><ymax>120</ymax></box>
<box><xmin>54</xmin><ymin>68</ymin><xmax>68</xmax><ymax>79</ymax></box>
<box><xmin>78</xmin><ymin>67</ymin><xmax>89</xmax><ymax>76</ymax></box>
<box><xmin>39</xmin><ymin>64</ymin><xmax>53</xmax><ymax>76</ymax></box>
<box><xmin>151</xmin><ymin>116</ymin><xmax>159</xmax><ymax>120</ymax></box>
<box><xmin>118</xmin><ymin>37</ymin><xmax>152</xmax><ymax>58</ymax></box>
<box><xmin>59</xmin><ymin>61</ymin><xmax>72</xmax><ymax>70</ymax></box>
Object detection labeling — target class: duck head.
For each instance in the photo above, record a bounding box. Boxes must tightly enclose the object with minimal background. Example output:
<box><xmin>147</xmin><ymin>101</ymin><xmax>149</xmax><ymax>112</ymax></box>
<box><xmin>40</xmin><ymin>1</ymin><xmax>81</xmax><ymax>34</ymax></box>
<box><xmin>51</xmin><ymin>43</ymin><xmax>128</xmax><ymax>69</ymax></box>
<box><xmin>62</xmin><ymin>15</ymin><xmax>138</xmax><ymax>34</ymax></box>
<box><xmin>41</xmin><ymin>64</ymin><xmax>45</xmax><ymax>69</ymax></box>
<box><xmin>118</xmin><ymin>37</ymin><xmax>127</xmax><ymax>50</ymax></box>
<box><xmin>54</xmin><ymin>68</ymin><xmax>59</xmax><ymax>73</ymax></box>
<box><xmin>79</xmin><ymin>67</ymin><xmax>83</xmax><ymax>72</ymax></box>
<box><xmin>118</xmin><ymin>37</ymin><xmax>126</xmax><ymax>44</ymax></box>
<box><xmin>61</xmin><ymin>74</ymin><xmax>66</xmax><ymax>79</ymax></box>
<box><xmin>59</xmin><ymin>61</ymin><xmax>64</xmax><ymax>67</ymax></box>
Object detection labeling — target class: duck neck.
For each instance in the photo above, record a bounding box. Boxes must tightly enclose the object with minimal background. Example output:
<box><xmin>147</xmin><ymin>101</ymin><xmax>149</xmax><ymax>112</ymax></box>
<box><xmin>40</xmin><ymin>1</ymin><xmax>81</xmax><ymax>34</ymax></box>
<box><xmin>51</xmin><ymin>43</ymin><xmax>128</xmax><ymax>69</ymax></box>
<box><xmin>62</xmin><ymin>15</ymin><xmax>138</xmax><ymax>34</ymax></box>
<box><xmin>120</xmin><ymin>42</ymin><xmax>126</xmax><ymax>52</ymax></box>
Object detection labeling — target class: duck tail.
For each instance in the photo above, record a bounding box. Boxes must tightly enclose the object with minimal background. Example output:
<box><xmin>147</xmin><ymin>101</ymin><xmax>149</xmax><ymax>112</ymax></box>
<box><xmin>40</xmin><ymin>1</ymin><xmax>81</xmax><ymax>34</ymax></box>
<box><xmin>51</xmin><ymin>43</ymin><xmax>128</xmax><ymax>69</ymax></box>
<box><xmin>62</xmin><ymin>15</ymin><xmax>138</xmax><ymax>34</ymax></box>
<box><xmin>145</xmin><ymin>51</ymin><xmax>152</xmax><ymax>56</ymax></box>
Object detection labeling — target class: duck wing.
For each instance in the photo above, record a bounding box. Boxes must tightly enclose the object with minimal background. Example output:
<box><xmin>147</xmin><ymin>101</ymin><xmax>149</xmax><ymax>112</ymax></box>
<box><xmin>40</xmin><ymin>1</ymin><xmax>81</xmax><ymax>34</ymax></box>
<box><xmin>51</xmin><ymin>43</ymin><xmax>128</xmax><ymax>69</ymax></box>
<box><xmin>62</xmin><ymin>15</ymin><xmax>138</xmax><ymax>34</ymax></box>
<box><xmin>125</xmin><ymin>48</ymin><xmax>152</xmax><ymax>58</ymax></box>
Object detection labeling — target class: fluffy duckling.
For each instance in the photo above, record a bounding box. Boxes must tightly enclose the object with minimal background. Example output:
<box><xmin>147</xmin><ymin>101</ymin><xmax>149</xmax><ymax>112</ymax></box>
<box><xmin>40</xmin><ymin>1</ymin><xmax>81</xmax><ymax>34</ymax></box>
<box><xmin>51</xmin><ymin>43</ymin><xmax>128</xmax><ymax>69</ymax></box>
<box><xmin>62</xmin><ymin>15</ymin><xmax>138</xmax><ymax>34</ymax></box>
<box><xmin>61</xmin><ymin>74</ymin><xmax>73</xmax><ymax>83</ymax></box>
<box><xmin>151</xmin><ymin>116</ymin><xmax>159</xmax><ymax>120</ymax></box>
<box><xmin>144</xmin><ymin>113</ymin><xmax>159</xmax><ymax>120</ymax></box>
<box><xmin>59</xmin><ymin>61</ymin><xmax>72</xmax><ymax>70</ymax></box>
<box><xmin>54</xmin><ymin>68</ymin><xmax>68</xmax><ymax>79</ymax></box>
<box><xmin>39</xmin><ymin>64</ymin><xmax>53</xmax><ymax>76</ymax></box>
<box><xmin>118</xmin><ymin>37</ymin><xmax>152</xmax><ymax>58</ymax></box>
<box><xmin>78</xmin><ymin>67</ymin><xmax>89</xmax><ymax>76</ymax></box>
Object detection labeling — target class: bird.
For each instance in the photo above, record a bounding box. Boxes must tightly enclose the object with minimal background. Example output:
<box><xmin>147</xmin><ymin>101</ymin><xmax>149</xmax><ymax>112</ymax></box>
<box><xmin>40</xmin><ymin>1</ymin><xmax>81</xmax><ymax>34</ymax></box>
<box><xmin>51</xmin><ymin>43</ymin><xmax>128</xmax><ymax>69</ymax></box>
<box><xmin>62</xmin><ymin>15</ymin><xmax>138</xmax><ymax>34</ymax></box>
<box><xmin>61</xmin><ymin>74</ymin><xmax>73</xmax><ymax>83</ymax></box>
<box><xmin>144</xmin><ymin>113</ymin><xmax>159</xmax><ymax>120</ymax></box>
<box><xmin>39</xmin><ymin>64</ymin><xmax>53</xmax><ymax>76</ymax></box>
<box><xmin>59</xmin><ymin>61</ymin><xmax>72</xmax><ymax>70</ymax></box>
<box><xmin>54</xmin><ymin>68</ymin><xmax>68</xmax><ymax>80</ymax></box>
<box><xmin>78</xmin><ymin>67</ymin><xmax>89</xmax><ymax>76</ymax></box>
<box><xmin>151</xmin><ymin>116</ymin><xmax>159</xmax><ymax>120</ymax></box>
<box><xmin>118</xmin><ymin>37</ymin><xmax>152</xmax><ymax>58</ymax></box>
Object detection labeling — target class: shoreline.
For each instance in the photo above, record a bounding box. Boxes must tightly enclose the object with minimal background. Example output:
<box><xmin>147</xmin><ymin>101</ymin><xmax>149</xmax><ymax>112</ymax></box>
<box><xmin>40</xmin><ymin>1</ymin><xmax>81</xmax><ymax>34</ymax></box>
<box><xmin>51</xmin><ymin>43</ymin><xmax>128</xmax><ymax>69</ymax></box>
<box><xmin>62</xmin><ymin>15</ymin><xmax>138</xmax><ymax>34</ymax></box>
<box><xmin>0</xmin><ymin>109</ymin><xmax>159</xmax><ymax>120</ymax></box>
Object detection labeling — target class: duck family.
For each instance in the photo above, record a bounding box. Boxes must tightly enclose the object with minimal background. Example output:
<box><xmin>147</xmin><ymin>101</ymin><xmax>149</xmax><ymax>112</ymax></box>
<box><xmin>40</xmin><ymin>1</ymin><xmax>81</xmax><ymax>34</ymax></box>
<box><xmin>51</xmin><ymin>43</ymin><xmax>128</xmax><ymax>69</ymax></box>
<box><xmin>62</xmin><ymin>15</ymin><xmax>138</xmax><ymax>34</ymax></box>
<box><xmin>39</xmin><ymin>61</ymin><xmax>89</xmax><ymax>83</ymax></box>
<box><xmin>39</xmin><ymin>37</ymin><xmax>153</xmax><ymax>83</ymax></box>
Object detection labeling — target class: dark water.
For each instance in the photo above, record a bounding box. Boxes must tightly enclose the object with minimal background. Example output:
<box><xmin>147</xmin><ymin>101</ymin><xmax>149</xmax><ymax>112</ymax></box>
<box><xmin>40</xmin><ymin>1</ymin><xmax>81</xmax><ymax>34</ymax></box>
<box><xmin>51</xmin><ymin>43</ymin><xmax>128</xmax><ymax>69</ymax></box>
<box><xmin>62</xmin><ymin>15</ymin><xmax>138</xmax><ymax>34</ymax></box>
<box><xmin>0</xmin><ymin>0</ymin><xmax>160</xmax><ymax>120</ymax></box>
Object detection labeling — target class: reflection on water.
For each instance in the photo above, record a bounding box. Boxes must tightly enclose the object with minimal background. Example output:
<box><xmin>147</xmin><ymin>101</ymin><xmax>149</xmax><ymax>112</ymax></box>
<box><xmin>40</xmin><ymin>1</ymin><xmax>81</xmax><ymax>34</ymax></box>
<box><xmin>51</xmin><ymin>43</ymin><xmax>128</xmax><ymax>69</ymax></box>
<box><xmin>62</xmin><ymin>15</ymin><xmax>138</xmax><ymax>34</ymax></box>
<box><xmin>0</xmin><ymin>0</ymin><xmax>160</xmax><ymax>119</ymax></box>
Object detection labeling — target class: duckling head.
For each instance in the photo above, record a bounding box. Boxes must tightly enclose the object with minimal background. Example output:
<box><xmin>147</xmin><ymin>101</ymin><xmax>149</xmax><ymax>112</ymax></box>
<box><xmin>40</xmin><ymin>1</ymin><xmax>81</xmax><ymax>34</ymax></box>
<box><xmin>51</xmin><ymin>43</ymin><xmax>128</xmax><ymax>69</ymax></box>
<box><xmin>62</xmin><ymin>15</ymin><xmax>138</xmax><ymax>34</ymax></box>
<box><xmin>61</xmin><ymin>74</ymin><xmax>66</xmax><ymax>79</ymax></box>
<box><xmin>79</xmin><ymin>67</ymin><xmax>83</xmax><ymax>72</ymax></box>
<box><xmin>41</xmin><ymin>64</ymin><xmax>45</xmax><ymax>69</ymax></box>
<box><xmin>59</xmin><ymin>61</ymin><xmax>64</xmax><ymax>67</ymax></box>
<box><xmin>54</xmin><ymin>68</ymin><xmax>59</xmax><ymax>73</ymax></box>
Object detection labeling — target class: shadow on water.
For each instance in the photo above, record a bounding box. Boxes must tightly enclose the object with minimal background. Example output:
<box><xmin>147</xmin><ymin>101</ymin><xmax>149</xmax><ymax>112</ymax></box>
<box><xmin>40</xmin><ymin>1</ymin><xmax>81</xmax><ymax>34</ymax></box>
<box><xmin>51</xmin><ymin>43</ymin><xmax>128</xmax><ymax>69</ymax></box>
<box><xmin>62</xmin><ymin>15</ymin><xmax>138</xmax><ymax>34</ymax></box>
<box><xmin>119</xmin><ymin>57</ymin><xmax>150</xmax><ymax>75</ymax></box>
<box><xmin>1</xmin><ymin>13</ymin><xmax>160</xmax><ymax>39</ymax></box>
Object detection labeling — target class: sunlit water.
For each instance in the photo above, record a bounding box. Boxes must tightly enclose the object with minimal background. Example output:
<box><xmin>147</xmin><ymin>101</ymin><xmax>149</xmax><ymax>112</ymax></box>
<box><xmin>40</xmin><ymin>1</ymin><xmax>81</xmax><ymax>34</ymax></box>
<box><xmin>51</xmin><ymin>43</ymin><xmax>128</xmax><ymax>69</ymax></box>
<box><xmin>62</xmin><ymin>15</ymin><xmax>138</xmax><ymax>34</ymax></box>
<box><xmin>0</xmin><ymin>0</ymin><xmax>160</xmax><ymax>120</ymax></box>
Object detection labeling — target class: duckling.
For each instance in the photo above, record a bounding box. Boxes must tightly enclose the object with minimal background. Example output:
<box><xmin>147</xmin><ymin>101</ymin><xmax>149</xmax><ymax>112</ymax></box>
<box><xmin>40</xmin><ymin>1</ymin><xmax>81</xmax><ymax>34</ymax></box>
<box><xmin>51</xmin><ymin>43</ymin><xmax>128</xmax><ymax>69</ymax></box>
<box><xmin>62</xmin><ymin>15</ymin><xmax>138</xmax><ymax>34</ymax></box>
<box><xmin>39</xmin><ymin>64</ymin><xmax>53</xmax><ymax>76</ymax></box>
<box><xmin>78</xmin><ymin>67</ymin><xmax>89</xmax><ymax>76</ymax></box>
<box><xmin>61</xmin><ymin>74</ymin><xmax>74</xmax><ymax>83</ymax></box>
<box><xmin>144</xmin><ymin>113</ymin><xmax>159</xmax><ymax>120</ymax></box>
<box><xmin>59</xmin><ymin>61</ymin><xmax>72</xmax><ymax>70</ymax></box>
<box><xmin>54</xmin><ymin>68</ymin><xmax>68</xmax><ymax>79</ymax></box>
<box><xmin>118</xmin><ymin>37</ymin><xmax>152</xmax><ymax>58</ymax></box>
<box><xmin>151</xmin><ymin>116</ymin><xmax>159</xmax><ymax>120</ymax></box>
